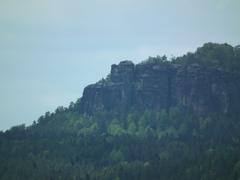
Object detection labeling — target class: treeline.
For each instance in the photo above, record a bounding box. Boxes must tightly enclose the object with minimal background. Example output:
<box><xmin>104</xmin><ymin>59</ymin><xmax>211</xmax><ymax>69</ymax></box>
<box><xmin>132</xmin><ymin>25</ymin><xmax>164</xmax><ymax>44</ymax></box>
<box><xmin>142</xmin><ymin>43</ymin><xmax>240</xmax><ymax>73</ymax></box>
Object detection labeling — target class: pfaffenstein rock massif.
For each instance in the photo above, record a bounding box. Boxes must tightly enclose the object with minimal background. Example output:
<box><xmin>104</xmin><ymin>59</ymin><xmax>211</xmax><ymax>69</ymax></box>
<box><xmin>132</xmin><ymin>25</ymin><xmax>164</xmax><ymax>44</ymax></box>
<box><xmin>80</xmin><ymin>59</ymin><xmax>240</xmax><ymax>116</ymax></box>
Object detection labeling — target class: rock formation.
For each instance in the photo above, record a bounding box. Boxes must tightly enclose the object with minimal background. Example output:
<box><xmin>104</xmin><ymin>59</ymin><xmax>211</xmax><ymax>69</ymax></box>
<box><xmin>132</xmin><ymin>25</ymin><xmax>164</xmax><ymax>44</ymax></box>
<box><xmin>80</xmin><ymin>60</ymin><xmax>240</xmax><ymax>115</ymax></box>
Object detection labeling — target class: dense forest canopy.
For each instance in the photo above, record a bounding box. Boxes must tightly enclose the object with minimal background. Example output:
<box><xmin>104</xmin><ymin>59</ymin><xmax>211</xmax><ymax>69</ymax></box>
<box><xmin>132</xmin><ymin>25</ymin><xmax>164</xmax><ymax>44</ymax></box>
<box><xmin>1</xmin><ymin>43</ymin><xmax>240</xmax><ymax>180</ymax></box>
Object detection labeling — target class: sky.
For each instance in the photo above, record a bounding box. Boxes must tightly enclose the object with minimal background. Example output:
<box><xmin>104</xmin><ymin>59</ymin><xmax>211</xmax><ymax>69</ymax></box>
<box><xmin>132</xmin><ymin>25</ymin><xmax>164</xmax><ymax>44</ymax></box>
<box><xmin>0</xmin><ymin>0</ymin><xmax>239</xmax><ymax>131</ymax></box>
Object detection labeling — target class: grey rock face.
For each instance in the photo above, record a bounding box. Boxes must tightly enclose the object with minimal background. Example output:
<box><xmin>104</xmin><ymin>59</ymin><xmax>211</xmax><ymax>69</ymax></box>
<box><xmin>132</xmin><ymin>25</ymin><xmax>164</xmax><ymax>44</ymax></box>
<box><xmin>80</xmin><ymin>61</ymin><xmax>240</xmax><ymax>115</ymax></box>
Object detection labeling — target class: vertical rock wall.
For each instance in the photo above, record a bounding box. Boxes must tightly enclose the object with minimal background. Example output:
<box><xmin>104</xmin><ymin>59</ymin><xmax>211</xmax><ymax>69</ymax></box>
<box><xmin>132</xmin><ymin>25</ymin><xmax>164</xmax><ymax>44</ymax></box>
<box><xmin>80</xmin><ymin>61</ymin><xmax>240</xmax><ymax>115</ymax></box>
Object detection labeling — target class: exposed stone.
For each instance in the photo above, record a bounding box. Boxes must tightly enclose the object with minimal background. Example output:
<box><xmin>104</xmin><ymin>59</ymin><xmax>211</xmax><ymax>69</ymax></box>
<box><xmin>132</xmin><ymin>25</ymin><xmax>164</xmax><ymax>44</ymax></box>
<box><xmin>79</xmin><ymin>61</ymin><xmax>240</xmax><ymax>115</ymax></box>
<box><xmin>110</xmin><ymin>60</ymin><xmax>135</xmax><ymax>83</ymax></box>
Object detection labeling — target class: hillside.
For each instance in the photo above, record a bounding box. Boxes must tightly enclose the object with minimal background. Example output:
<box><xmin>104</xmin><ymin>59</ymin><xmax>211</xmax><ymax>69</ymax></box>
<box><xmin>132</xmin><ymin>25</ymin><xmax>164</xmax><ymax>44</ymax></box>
<box><xmin>0</xmin><ymin>42</ymin><xmax>240</xmax><ymax>180</ymax></box>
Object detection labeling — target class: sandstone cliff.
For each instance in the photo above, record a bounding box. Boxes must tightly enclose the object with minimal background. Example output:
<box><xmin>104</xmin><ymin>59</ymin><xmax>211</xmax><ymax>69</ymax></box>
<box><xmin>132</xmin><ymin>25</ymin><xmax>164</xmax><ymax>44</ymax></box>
<box><xmin>79</xmin><ymin>60</ymin><xmax>240</xmax><ymax>115</ymax></box>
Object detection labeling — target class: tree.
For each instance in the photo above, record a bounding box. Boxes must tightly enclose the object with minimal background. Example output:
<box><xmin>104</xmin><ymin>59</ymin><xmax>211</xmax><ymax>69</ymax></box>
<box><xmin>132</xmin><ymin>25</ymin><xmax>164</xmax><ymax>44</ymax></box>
<box><xmin>108</xmin><ymin>119</ymin><xmax>126</xmax><ymax>136</ymax></box>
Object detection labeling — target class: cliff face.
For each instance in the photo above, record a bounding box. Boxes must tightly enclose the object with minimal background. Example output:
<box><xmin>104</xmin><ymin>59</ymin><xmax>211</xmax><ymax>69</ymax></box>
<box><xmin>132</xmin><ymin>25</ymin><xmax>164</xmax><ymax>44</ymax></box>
<box><xmin>80</xmin><ymin>60</ymin><xmax>240</xmax><ymax>115</ymax></box>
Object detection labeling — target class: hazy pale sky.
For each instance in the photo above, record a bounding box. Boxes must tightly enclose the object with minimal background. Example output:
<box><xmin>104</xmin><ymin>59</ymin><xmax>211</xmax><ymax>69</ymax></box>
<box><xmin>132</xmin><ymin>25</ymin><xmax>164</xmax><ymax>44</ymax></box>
<box><xmin>0</xmin><ymin>0</ymin><xmax>239</xmax><ymax>130</ymax></box>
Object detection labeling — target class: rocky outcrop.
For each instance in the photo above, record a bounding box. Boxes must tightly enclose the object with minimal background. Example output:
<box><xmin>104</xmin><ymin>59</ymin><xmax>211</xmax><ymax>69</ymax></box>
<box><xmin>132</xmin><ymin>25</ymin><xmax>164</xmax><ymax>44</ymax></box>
<box><xmin>80</xmin><ymin>61</ymin><xmax>240</xmax><ymax>115</ymax></box>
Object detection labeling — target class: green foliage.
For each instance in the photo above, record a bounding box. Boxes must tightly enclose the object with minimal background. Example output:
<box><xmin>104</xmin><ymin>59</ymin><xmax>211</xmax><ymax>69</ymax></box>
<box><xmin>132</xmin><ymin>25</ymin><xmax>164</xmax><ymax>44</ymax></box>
<box><xmin>1</xmin><ymin>105</ymin><xmax>240</xmax><ymax>179</ymax></box>
<box><xmin>127</xmin><ymin>121</ymin><xmax>137</xmax><ymax>135</ymax></box>
<box><xmin>174</xmin><ymin>42</ymin><xmax>240</xmax><ymax>72</ymax></box>
<box><xmin>108</xmin><ymin>118</ymin><xmax>126</xmax><ymax>136</ymax></box>
<box><xmin>110</xmin><ymin>149</ymin><xmax>124</xmax><ymax>162</ymax></box>
<box><xmin>141</xmin><ymin>55</ymin><xmax>169</xmax><ymax>64</ymax></box>
<box><xmin>140</xmin><ymin>43</ymin><xmax>240</xmax><ymax>73</ymax></box>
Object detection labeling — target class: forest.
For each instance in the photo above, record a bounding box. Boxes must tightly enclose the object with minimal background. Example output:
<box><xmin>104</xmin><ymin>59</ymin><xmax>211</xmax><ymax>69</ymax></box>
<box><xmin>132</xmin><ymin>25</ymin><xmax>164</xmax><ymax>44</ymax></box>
<box><xmin>0</xmin><ymin>43</ymin><xmax>240</xmax><ymax>180</ymax></box>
